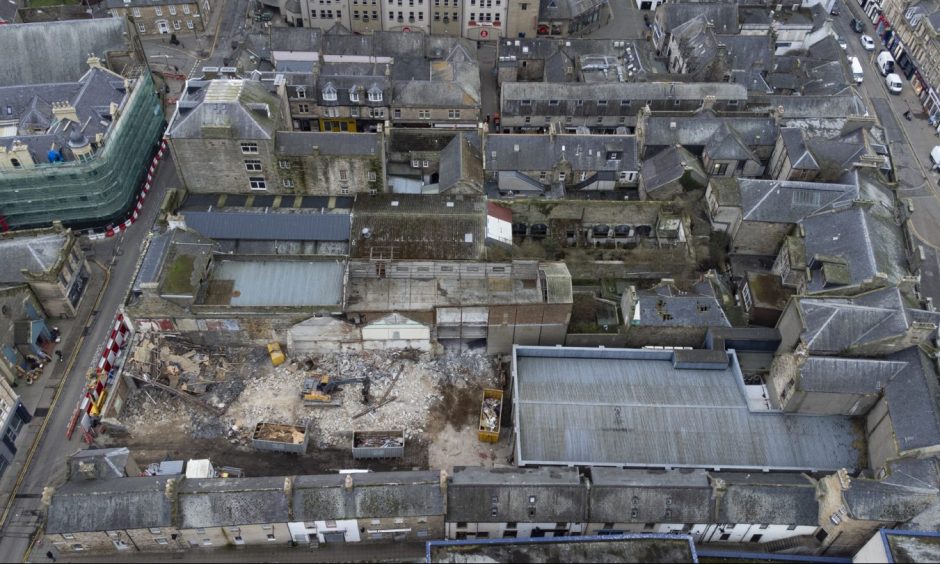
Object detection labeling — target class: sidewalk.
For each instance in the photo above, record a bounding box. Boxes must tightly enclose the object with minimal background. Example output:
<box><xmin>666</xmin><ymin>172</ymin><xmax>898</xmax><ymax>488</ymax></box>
<box><xmin>29</xmin><ymin>540</ymin><xmax>426</xmax><ymax>563</ymax></box>
<box><xmin>0</xmin><ymin>243</ymin><xmax>115</xmax><ymax>515</ymax></box>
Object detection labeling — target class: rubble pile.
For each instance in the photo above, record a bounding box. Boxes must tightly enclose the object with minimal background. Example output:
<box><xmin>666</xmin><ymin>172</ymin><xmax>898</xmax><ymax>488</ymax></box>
<box><xmin>121</xmin><ymin>341</ymin><xmax>498</xmax><ymax>454</ymax></box>
<box><xmin>480</xmin><ymin>397</ymin><xmax>501</xmax><ymax>432</ymax></box>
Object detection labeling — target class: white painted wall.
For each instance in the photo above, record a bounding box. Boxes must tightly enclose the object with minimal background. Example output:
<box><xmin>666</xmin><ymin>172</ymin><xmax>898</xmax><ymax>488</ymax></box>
<box><xmin>853</xmin><ymin>531</ymin><xmax>889</xmax><ymax>563</ymax></box>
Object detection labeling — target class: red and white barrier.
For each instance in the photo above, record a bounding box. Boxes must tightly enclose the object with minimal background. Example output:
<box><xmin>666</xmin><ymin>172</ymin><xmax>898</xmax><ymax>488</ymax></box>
<box><xmin>94</xmin><ymin>139</ymin><xmax>168</xmax><ymax>239</ymax></box>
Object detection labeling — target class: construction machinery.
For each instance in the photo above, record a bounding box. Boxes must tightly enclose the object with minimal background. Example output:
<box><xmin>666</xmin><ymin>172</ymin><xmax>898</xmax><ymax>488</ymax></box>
<box><xmin>302</xmin><ymin>374</ymin><xmax>371</xmax><ymax>407</ymax></box>
<box><xmin>267</xmin><ymin>342</ymin><xmax>286</xmax><ymax>367</ymax></box>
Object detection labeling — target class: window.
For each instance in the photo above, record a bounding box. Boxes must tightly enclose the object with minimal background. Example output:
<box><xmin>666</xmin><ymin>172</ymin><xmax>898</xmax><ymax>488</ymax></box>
<box><xmin>548</xmin><ymin>100</ymin><xmax>559</xmax><ymax>106</ymax></box>
<box><xmin>350</xmin><ymin>90</ymin><xmax>360</xmax><ymax>102</ymax></box>
<box><xmin>528</xmin><ymin>496</ymin><xmax>537</xmax><ymax>504</ymax></box>
<box><xmin>186</xmin><ymin>20</ymin><xmax>194</xmax><ymax>29</ymax></box>
<box><xmin>149</xmin><ymin>528</ymin><xmax>162</xmax><ymax>535</ymax></box>
<box><xmin>422</xmin><ymin>160</ymin><xmax>429</xmax><ymax>167</ymax></box>
<box><xmin>368</xmin><ymin>89</ymin><xmax>383</xmax><ymax>102</ymax></box>
<box><xmin>155</xmin><ymin>538</ymin><xmax>168</xmax><ymax>545</ymax></box>
<box><xmin>759</xmin><ymin>524</ymin><xmax>769</xmax><ymax>530</ymax></box>
<box><xmin>597</xmin><ymin>99</ymin><xmax>608</xmax><ymax>106</ymax></box>
<box><xmin>279</xmin><ymin>160</ymin><xmax>291</xmax><ymax>169</ymax></box>
<box><xmin>202</xmin><ymin>539</ymin><xmax>212</xmax><ymax>546</ymax></box>
<box><xmin>557</xmin><ymin>172</ymin><xmax>565</xmax><ymax>181</ymax></box>
<box><xmin>786</xmin><ymin>525</ymin><xmax>798</xmax><ymax>531</ymax></box>
<box><xmin>282</xmin><ymin>179</ymin><xmax>294</xmax><ymax>188</ymax></box>
<box><xmin>240</xmin><ymin>142</ymin><xmax>258</xmax><ymax>154</ymax></box>
<box><xmin>412</xmin><ymin>159</ymin><xmax>420</xmax><ymax>168</ymax></box>
<box><xmin>266</xmin><ymin>534</ymin><xmax>276</xmax><ymax>541</ymax></box>
<box><xmin>71</xmin><ymin>544</ymin><xmax>84</xmax><ymax>551</ymax></box>
<box><xmin>154</xmin><ymin>6</ymin><xmax>163</xmax><ymax>15</ymax></box>
<box><xmin>173</xmin><ymin>20</ymin><xmax>181</xmax><ymax>30</ymax></box>
<box><xmin>419</xmin><ymin>110</ymin><xmax>430</xmax><ymax>119</ymax></box>
<box><xmin>262</xmin><ymin>525</ymin><xmax>273</xmax><ymax>531</ymax></box>
<box><xmin>132</xmin><ymin>7</ymin><xmax>141</xmax><ymax>17</ymax></box>
<box><xmin>323</xmin><ymin>86</ymin><xmax>337</xmax><ymax>101</ymax></box>
<box><xmin>719</xmin><ymin>533</ymin><xmax>731</xmax><ymax>541</ymax></box>
<box><xmin>750</xmin><ymin>534</ymin><xmax>763</xmax><ymax>543</ymax></box>
<box><xmin>169</xmin><ymin>5</ymin><xmax>177</xmax><ymax>15</ymax></box>
<box><xmin>368</xmin><ymin>171</ymin><xmax>377</xmax><ymax>182</ymax></box>
<box><xmin>341</xmin><ymin>186</ymin><xmax>350</xmax><ymax>195</ymax></box>
<box><xmin>456</xmin><ymin>522</ymin><xmax>468</xmax><ymax>529</ymax></box>
<box><xmin>138</xmin><ymin>23</ymin><xmax>146</xmax><ymax>33</ymax></box>
<box><xmin>298</xmin><ymin>103</ymin><xmax>309</xmax><ymax>113</ymax></box>
<box><xmin>183</xmin><ymin>4</ymin><xmax>190</xmax><ymax>13</ymax></box>
<box><xmin>244</xmin><ymin>159</ymin><xmax>262</xmax><ymax>172</ymax></box>
<box><xmin>249</xmin><ymin>177</ymin><xmax>267</xmax><ymax>190</ymax></box>
<box><xmin>520</xmin><ymin>99</ymin><xmax>531</xmax><ymax>106</ymax></box>
<box><xmin>339</xmin><ymin>169</ymin><xmax>348</xmax><ymax>181</ymax></box>
<box><xmin>296</xmin><ymin>88</ymin><xmax>306</xmax><ymax>99</ymax></box>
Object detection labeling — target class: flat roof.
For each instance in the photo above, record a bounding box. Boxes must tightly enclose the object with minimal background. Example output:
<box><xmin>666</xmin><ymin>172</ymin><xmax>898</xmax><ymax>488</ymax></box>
<box><xmin>182</xmin><ymin>210</ymin><xmax>351</xmax><ymax>242</ymax></box>
<box><xmin>511</xmin><ymin>346</ymin><xmax>860</xmax><ymax>472</ymax></box>
<box><xmin>205</xmin><ymin>259</ymin><xmax>344</xmax><ymax>307</ymax></box>
<box><xmin>427</xmin><ymin>534</ymin><xmax>697</xmax><ymax>564</ymax></box>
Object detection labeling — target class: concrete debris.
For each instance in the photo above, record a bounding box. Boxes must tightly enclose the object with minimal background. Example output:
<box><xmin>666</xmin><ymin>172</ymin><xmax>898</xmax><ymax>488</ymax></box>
<box><xmin>120</xmin><ymin>342</ymin><xmax>499</xmax><ymax>453</ymax></box>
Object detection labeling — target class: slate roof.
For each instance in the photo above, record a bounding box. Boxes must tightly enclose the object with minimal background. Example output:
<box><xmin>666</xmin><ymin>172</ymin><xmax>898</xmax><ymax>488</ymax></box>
<box><xmin>781</xmin><ymin>128</ymin><xmax>818</xmax><ymax>170</ymax></box>
<box><xmin>438</xmin><ymin>133</ymin><xmax>484</xmax><ymax>193</ymax></box>
<box><xmin>703</xmin><ymin>123</ymin><xmax>758</xmax><ymax>161</ymax></box>
<box><xmin>801</xmin><ymin>204</ymin><xmax>908</xmax><ymax>291</ymax></box>
<box><xmin>672</xmin><ymin>15</ymin><xmax>719</xmax><ymax>73</ymax></box>
<box><xmin>656</xmin><ymin>3</ymin><xmax>739</xmax><ymax>35</ymax></box>
<box><xmin>641</xmin><ymin>145</ymin><xmax>704</xmax><ymax>194</ymax></box>
<box><xmin>796</xmin><ymin>356</ymin><xmax>906</xmax><ymax>394</ymax></box>
<box><xmin>0</xmin><ymin>19</ymin><xmax>127</xmax><ymax>87</ymax></box>
<box><xmin>448</xmin><ymin>466</ymin><xmax>587</xmax><ymax>522</ymax></box>
<box><xmin>182</xmin><ymin>211</ymin><xmax>351</xmax><ymax>242</ymax></box>
<box><xmin>720</xmin><ymin>34</ymin><xmax>773</xmax><ymax>72</ymax></box>
<box><xmin>67</xmin><ymin>447</ymin><xmax>134</xmax><ymax>481</ymax></box>
<box><xmin>501</xmin><ymin>81</ymin><xmax>747</xmax><ymax>102</ymax></box>
<box><xmin>635</xmin><ymin>280</ymin><xmax>731</xmax><ymax>327</ymax></box>
<box><xmin>795</xmin><ymin>287</ymin><xmax>914</xmax><ymax>355</ymax></box>
<box><xmin>0</xmin><ymin>232</ymin><xmax>68</xmax><ymax>284</ymax></box>
<box><xmin>589</xmin><ymin>468</ymin><xmax>712</xmax><ymax>524</ymax></box>
<box><xmin>46</xmin><ymin>476</ymin><xmax>175</xmax><ymax>534</ymax></box>
<box><xmin>738</xmin><ymin>178</ymin><xmax>858</xmax><ymax>223</ymax></box>
<box><xmin>843</xmin><ymin>479</ymin><xmax>939</xmax><ymax>522</ymax></box>
<box><xmin>643</xmin><ymin>116</ymin><xmax>778</xmax><ymax>150</ymax></box>
<box><xmin>167</xmin><ymin>79</ymin><xmax>280</xmax><ymax>140</ymax></box>
<box><xmin>539</xmin><ymin>0</ymin><xmax>605</xmax><ymax>21</ymax></box>
<box><xmin>711</xmin><ymin>472</ymin><xmax>819</xmax><ymax>525</ymax></box>
<box><xmin>292</xmin><ymin>471</ymin><xmax>444</xmax><ymax>520</ymax></box>
<box><xmin>484</xmin><ymin>134</ymin><xmax>638</xmax><ymax>173</ymax></box>
<box><xmin>883</xmin><ymin>347</ymin><xmax>940</xmax><ymax>452</ymax></box>
<box><xmin>270</xmin><ymin>27</ymin><xmax>323</xmax><ymax>52</ymax></box>
<box><xmin>275</xmin><ymin>131</ymin><xmax>380</xmax><ymax>157</ymax></box>
<box><xmin>179</xmin><ymin>477</ymin><xmax>290</xmax><ymax>528</ymax></box>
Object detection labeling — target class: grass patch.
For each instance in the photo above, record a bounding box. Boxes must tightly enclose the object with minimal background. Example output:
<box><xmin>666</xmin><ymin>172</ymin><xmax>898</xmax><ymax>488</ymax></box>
<box><xmin>162</xmin><ymin>254</ymin><xmax>196</xmax><ymax>294</ymax></box>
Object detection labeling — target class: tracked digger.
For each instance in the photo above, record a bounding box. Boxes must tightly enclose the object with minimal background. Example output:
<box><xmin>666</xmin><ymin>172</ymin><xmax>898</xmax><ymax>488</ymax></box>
<box><xmin>302</xmin><ymin>374</ymin><xmax>371</xmax><ymax>407</ymax></box>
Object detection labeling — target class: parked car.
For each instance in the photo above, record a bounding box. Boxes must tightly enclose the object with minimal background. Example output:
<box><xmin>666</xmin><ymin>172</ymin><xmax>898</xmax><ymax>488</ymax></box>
<box><xmin>860</xmin><ymin>34</ymin><xmax>875</xmax><ymax>50</ymax></box>
<box><xmin>830</xmin><ymin>5</ymin><xmax>840</xmax><ymax>16</ymax></box>
<box><xmin>836</xmin><ymin>34</ymin><xmax>847</xmax><ymax>50</ymax></box>
<box><xmin>885</xmin><ymin>73</ymin><xmax>903</xmax><ymax>94</ymax></box>
<box><xmin>851</xmin><ymin>18</ymin><xmax>865</xmax><ymax>33</ymax></box>
<box><xmin>931</xmin><ymin>146</ymin><xmax>940</xmax><ymax>170</ymax></box>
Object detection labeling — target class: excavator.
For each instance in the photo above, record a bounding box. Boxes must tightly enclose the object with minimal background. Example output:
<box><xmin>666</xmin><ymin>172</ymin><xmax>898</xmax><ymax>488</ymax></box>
<box><xmin>302</xmin><ymin>374</ymin><xmax>371</xmax><ymax>407</ymax></box>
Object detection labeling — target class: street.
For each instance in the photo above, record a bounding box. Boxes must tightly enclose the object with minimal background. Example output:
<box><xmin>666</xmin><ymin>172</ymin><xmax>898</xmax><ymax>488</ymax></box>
<box><xmin>0</xmin><ymin>155</ymin><xmax>178</xmax><ymax>562</ymax></box>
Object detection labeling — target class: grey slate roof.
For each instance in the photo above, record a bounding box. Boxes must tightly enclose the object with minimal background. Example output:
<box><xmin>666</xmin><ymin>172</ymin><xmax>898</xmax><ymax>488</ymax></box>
<box><xmin>797</xmin><ymin>357</ymin><xmax>906</xmax><ymax>394</ymax></box>
<box><xmin>275</xmin><ymin>131</ymin><xmax>380</xmax><ymax>157</ymax></box>
<box><xmin>182</xmin><ymin>211</ymin><xmax>351</xmax><ymax>242</ymax></box>
<box><xmin>636</xmin><ymin>280</ymin><xmax>731</xmax><ymax>327</ymax></box>
<box><xmin>271</xmin><ymin>28</ymin><xmax>323</xmax><ymax>52</ymax></box>
<box><xmin>167</xmin><ymin>79</ymin><xmax>279</xmax><ymax>140</ymax></box>
<box><xmin>448</xmin><ymin>466</ymin><xmax>587</xmax><ymax>522</ymax></box>
<box><xmin>795</xmin><ymin>287</ymin><xmax>913</xmax><ymax>355</ymax></box>
<box><xmin>657</xmin><ymin>3</ymin><xmax>739</xmax><ymax>35</ymax></box>
<box><xmin>781</xmin><ymin>128</ymin><xmax>818</xmax><ymax>170</ymax></box>
<box><xmin>0</xmin><ymin>19</ymin><xmax>127</xmax><ymax>87</ymax></box>
<box><xmin>512</xmin><ymin>346</ymin><xmax>860</xmax><ymax>471</ymax></box>
<box><xmin>501</xmin><ymin>81</ymin><xmax>747</xmax><ymax>102</ymax></box>
<box><xmin>589</xmin><ymin>468</ymin><xmax>712</xmax><ymax>524</ymax></box>
<box><xmin>438</xmin><ymin>133</ymin><xmax>484</xmax><ymax>193</ymax></box>
<box><xmin>801</xmin><ymin>204</ymin><xmax>908</xmax><ymax>291</ymax></box>
<box><xmin>46</xmin><ymin>476</ymin><xmax>175</xmax><ymax>534</ymax></box>
<box><xmin>0</xmin><ymin>232</ymin><xmax>67</xmax><ymax>284</ymax></box>
<box><xmin>738</xmin><ymin>178</ymin><xmax>858</xmax><ymax>223</ymax></box>
<box><xmin>643</xmin><ymin>116</ymin><xmax>777</xmax><ymax>150</ymax></box>
<box><xmin>641</xmin><ymin>145</ymin><xmax>703</xmax><ymax>194</ymax></box>
<box><xmin>67</xmin><ymin>447</ymin><xmax>134</xmax><ymax>481</ymax></box>
<box><xmin>843</xmin><ymin>478</ymin><xmax>939</xmax><ymax>522</ymax></box>
<box><xmin>704</xmin><ymin>123</ymin><xmax>759</xmax><ymax>162</ymax></box>
<box><xmin>484</xmin><ymin>134</ymin><xmax>638</xmax><ymax>173</ymax></box>
<box><xmin>721</xmin><ymin>34</ymin><xmax>773</xmax><ymax>72</ymax></box>
<box><xmin>883</xmin><ymin>347</ymin><xmax>940</xmax><ymax>452</ymax></box>
<box><xmin>711</xmin><ymin>472</ymin><xmax>819</xmax><ymax>525</ymax></box>
<box><xmin>292</xmin><ymin>471</ymin><xmax>444</xmax><ymax>521</ymax></box>
<box><xmin>179</xmin><ymin>477</ymin><xmax>290</xmax><ymax>528</ymax></box>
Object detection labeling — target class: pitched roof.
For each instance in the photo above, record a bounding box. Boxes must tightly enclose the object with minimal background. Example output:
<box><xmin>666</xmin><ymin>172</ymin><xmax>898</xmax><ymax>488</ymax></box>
<box><xmin>883</xmin><ymin>347</ymin><xmax>940</xmax><ymax>452</ymax></box>
<box><xmin>635</xmin><ymin>280</ymin><xmax>731</xmax><ymax>327</ymax></box>
<box><xmin>448</xmin><ymin>467</ymin><xmax>587</xmax><ymax>522</ymax></box>
<box><xmin>46</xmin><ymin>476</ymin><xmax>175</xmax><ymax>534</ymax></box>
<box><xmin>641</xmin><ymin>145</ymin><xmax>703</xmax><ymax>194</ymax></box>
<box><xmin>643</xmin><ymin>116</ymin><xmax>777</xmax><ymax>149</ymax></box>
<box><xmin>738</xmin><ymin>178</ymin><xmax>858</xmax><ymax>223</ymax></box>
<box><xmin>796</xmin><ymin>356</ymin><xmax>906</xmax><ymax>394</ymax></box>
<box><xmin>704</xmin><ymin>123</ymin><xmax>758</xmax><ymax>161</ymax></box>
<box><xmin>795</xmin><ymin>287</ymin><xmax>913</xmax><ymax>355</ymax></box>
<box><xmin>167</xmin><ymin>79</ymin><xmax>280</xmax><ymax>140</ymax></box>
<box><xmin>438</xmin><ymin>133</ymin><xmax>484</xmax><ymax>193</ymax></box>
<box><xmin>843</xmin><ymin>478</ymin><xmax>939</xmax><ymax>522</ymax></box>
<box><xmin>275</xmin><ymin>131</ymin><xmax>380</xmax><ymax>156</ymax></box>
<box><xmin>178</xmin><ymin>477</ymin><xmax>290</xmax><ymax>528</ymax></box>
<box><xmin>712</xmin><ymin>472</ymin><xmax>819</xmax><ymax>525</ymax></box>
<box><xmin>589</xmin><ymin>468</ymin><xmax>712</xmax><ymax>523</ymax></box>
<box><xmin>292</xmin><ymin>471</ymin><xmax>444</xmax><ymax>521</ymax></box>
<box><xmin>182</xmin><ymin>211</ymin><xmax>351</xmax><ymax>242</ymax></box>
<box><xmin>485</xmin><ymin>134</ymin><xmax>638</xmax><ymax>173</ymax></box>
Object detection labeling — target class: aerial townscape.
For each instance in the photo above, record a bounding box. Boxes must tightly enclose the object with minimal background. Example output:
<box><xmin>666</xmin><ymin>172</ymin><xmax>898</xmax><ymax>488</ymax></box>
<box><xmin>3</xmin><ymin>0</ymin><xmax>940</xmax><ymax>562</ymax></box>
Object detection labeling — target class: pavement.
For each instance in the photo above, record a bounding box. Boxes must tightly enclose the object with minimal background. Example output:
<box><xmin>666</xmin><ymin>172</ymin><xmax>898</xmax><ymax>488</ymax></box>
<box><xmin>0</xmin><ymin>154</ymin><xmax>179</xmax><ymax>563</ymax></box>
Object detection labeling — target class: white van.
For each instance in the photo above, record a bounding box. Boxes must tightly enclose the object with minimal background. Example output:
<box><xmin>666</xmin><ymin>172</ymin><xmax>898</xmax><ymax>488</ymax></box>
<box><xmin>885</xmin><ymin>73</ymin><xmax>903</xmax><ymax>94</ymax></box>
<box><xmin>931</xmin><ymin>146</ymin><xmax>940</xmax><ymax>170</ymax></box>
<box><xmin>877</xmin><ymin>51</ymin><xmax>896</xmax><ymax>76</ymax></box>
<box><xmin>849</xmin><ymin>56</ymin><xmax>864</xmax><ymax>84</ymax></box>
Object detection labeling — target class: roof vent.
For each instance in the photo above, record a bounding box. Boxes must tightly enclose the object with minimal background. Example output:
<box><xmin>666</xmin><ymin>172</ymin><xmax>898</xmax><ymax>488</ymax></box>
<box><xmin>670</xmin><ymin>121</ymin><xmax>677</xmax><ymax>129</ymax></box>
<box><xmin>513</xmin><ymin>144</ymin><xmax>520</xmax><ymax>152</ymax></box>
<box><xmin>391</xmin><ymin>200</ymin><xmax>399</xmax><ymax>207</ymax></box>
<box><xmin>446</xmin><ymin>201</ymin><xmax>455</xmax><ymax>207</ymax></box>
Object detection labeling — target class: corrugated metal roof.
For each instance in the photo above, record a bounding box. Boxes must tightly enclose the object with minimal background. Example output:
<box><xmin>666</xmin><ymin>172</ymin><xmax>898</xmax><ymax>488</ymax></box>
<box><xmin>513</xmin><ymin>347</ymin><xmax>859</xmax><ymax>471</ymax></box>
<box><xmin>211</xmin><ymin>259</ymin><xmax>345</xmax><ymax>306</ymax></box>
<box><xmin>183</xmin><ymin>211</ymin><xmax>350</xmax><ymax>242</ymax></box>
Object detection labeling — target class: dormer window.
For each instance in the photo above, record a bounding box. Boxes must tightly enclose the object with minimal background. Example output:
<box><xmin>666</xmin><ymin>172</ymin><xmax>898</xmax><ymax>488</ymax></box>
<box><xmin>350</xmin><ymin>89</ymin><xmax>360</xmax><ymax>103</ymax></box>
<box><xmin>606</xmin><ymin>151</ymin><xmax>621</xmax><ymax>160</ymax></box>
<box><xmin>296</xmin><ymin>88</ymin><xmax>306</xmax><ymax>99</ymax></box>
<box><xmin>323</xmin><ymin>85</ymin><xmax>337</xmax><ymax>101</ymax></box>
<box><xmin>368</xmin><ymin>88</ymin><xmax>383</xmax><ymax>102</ymax></box>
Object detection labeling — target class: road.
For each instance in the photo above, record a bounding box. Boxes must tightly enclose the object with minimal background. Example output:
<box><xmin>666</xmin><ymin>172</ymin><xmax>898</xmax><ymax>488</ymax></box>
<box><xmin>0</xmin><ymin>155</ymin><xmax>178</xmax><ymax>563</ymax></box>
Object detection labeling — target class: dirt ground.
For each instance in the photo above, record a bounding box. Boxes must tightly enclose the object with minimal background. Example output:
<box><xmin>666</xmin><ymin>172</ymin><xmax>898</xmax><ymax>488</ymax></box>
<box><xmin>107</xmin><ymin>343</ymin><xmax>513</xmax><ymax>475</ymax></box>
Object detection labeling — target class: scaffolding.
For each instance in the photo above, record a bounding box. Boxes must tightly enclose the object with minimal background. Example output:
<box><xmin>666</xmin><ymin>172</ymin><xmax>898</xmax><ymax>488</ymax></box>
<box><xmin>0</xmin><ymin>72</ymin><xmax>166</xmax><ymax>230</ymax></box>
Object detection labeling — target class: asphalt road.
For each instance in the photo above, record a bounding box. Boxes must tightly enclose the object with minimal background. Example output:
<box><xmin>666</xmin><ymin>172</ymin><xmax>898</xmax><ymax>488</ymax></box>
<box><xmin>0</xmin><ymin>154</ymin><xmax>178</xmax><ymax>562</ymax></box>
